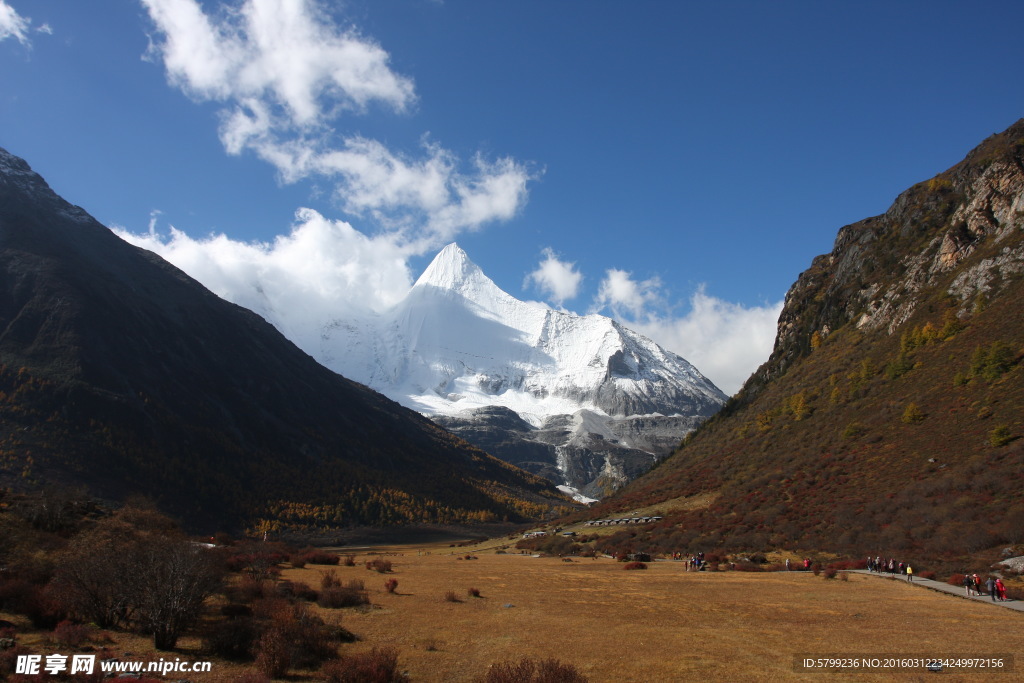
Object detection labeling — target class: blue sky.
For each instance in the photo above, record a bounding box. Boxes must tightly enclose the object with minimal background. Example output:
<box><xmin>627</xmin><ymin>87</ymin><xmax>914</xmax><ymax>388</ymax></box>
<box><xmin>2</xmin><ymin>0</ymin><xmax>1022</xmax><ymax>394</ymax></box>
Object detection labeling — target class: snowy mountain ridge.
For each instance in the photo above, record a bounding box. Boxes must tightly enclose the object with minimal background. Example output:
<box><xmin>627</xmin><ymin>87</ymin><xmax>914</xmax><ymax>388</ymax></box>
<box><xmin>320</xmin><ymin>243</ymin><xmax>726</xmax><ymax>425</ymax></box>
<box><xmin>306</xmin><ymin>243</ymin><xmax>726</xmax><ymax>500</ymax></box>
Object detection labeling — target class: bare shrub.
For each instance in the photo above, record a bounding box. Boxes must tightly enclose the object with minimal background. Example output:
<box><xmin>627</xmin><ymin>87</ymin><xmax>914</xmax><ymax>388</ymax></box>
<box><xmin>322</xmin><ymin>647</ymin><xmax>406</xmax><ymax>682</ymax></box>
<box><xmin>318</xmin><ymin>582</ymin><xmax>369</xmax><ymax>609</ymax></box>
<box><xmin>479</xmin><ymin>657</ymin><xmax>588</xmax><ymax>682</ymax></box>
<box><xmin>468</xmin><ymin>587</ymin><xmax>481</xmax><ymax>598</ymax></box>
<box><xmin>623</xmin><ymin>562</ymin><xmax>647</xmax><ymax>570</ymax></box>
<box><xmin>255</xmin><ymin>628</ymin><xmax>290</xmax><ymax>678</ymax></box>
<box><xmin>321</xmin><ymin>570</ymin><xmax>342</xmax><ymax>590</ymax></box>
<box><xmin>253</xmin><ymin>602</ymin><xmax>345</xmax><ymax>677</ymax></box>
<box><xmin>366</xmin><ymin>558</ymin><xmax>393</xmax><ymax>574</ymax></box>
<box><xmin>0</xmin><ymin>644</ymin><xmax>34</xmax><ymax>680</ymax></box>
<box><xmin>443</xmin><ymin>590</ymin><xmax>460</xmax><ymax>603</ymax></box>
<box><xmin>53</xmin><ymin>507</ymin><xmax>223</xmax><ymax>649</ymax></box>
<box><xmin>385</xmin><ymin>578</ymin><xmax>399</xmax><ymax>594</ymax></box>
<box><xmin>52</xmin><ymin>619</ymin><xmax>92</xmax><ymax>647</ymax></box>
<box><xmin>299</xmin><ymin>548</ymin><xmax>340</xmax><ymax>565</ymax></box>
<box><xmin>343</xmin><ymin>555</ymin><xmax>357</xmax><ymax>567</ymax></box>
<box><xmin>132</xmin><ymin>536</ymin><xmax>224</xmax><ymax>650</ymax></box>
<box><xmin>232</xmin><ymin>577</ymin><xmax>273</xmax><ymax>603</ymax></box>
<box><xmin>277</xmin><ymin>580</ymin><xmax>318</xmax><ymax>602</ymax></box>
<box><xmin>204</xmin><ymin>616</ymin><xmax>260</xmax><ymax>661</ymax></box>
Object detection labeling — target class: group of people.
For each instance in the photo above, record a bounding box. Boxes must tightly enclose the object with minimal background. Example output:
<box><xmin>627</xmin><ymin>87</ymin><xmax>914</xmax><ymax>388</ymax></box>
<box><xmin>867</xmin><ymin>556</ymin><xmax>914</xmax><ymax>580</ymax></box>
<box><xmin>963</xmin><ymin>573</ymin><xmax>1009</xmax><ymax>601</ymax></box>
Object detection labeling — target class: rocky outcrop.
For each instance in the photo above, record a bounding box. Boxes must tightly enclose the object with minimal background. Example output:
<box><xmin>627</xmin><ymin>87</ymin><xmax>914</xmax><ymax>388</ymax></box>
<box><xmin>434</xmin><ymin>406</ymin><xmax>706</xmax><ymax>499</ymax></box>
<box><xmin>742</xmin><ymin>119</ymin><xmax>1024</xmax><ymax>396</ymax></box>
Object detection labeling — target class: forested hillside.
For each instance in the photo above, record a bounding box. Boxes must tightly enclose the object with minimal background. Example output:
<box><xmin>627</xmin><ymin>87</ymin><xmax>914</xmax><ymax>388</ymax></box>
<box><xmin>0</xmin><ymin>147</ymin><xmax>573</xmax><ymax>532</ymax></box>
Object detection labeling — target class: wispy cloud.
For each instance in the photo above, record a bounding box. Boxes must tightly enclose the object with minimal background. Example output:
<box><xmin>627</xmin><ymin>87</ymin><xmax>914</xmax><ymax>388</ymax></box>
<box><xmin>591</xmin><ymin>269</ymin><xmax>781</xmax><ymax>395</ymax></box>
<box><xmin>524</xmin><ymin>247</ymin><xmax>583</xmax><ymax>306</ymax></box>
<box><xmin>0</xmin><ymin>1</ymin><xmax>31</xmax><ymax>45</ymax></box>
<box><xmin>594</xmin><ymin>268</ymin><xmax>663</xmax><ymax>319</ymax></box>
<box><xmin>140</xmin><ymin>0</ymin><xmax>531</xmax><ymax>243</ymax></box>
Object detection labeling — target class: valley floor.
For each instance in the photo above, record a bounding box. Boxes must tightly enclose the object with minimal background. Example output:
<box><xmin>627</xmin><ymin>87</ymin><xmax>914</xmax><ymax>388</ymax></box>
<box><xmin>306</xmin><ymin>543</ymin><xmax>1021</xmax><ymax>682</ymax></box>
<box><xmin>6</xmin><ymin>540</ymin><xmax>1020</xmax><ymax>682</ymax></box>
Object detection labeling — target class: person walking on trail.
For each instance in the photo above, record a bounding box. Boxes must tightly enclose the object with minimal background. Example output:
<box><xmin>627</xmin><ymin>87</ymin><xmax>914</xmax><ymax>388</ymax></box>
<box><xmin>986</xmin><ymin>576</ymin><xmax>997</xmax><ymax>601</ymax></box>
<box><xmin>995</xmin><ymin>578</ymin><xmax>1007</xmax><ymax>601</ymax></box>
<box><xmin>906</xmin><ymin>565</ymin><xmax>913</xmax><ymax>582</ymax></box>
<box><xmin>963</xmin><ymin>574</ymin><xmax>974</xmax><ymax>596</ymax></box>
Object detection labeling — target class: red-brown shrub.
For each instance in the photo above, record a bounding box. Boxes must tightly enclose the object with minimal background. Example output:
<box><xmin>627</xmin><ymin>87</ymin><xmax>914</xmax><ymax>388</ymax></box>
<box><xmin>204</xmin><ymin>616</ymin><xmax>260</xmax><ymax>661</ymax></box>
<box><xmin>468</xmin><ymin>587</ymin><xmax>481</xmax><ymax>598</ymax></box>
<box><xmin>623</xmin><ymin>562</ymin><xmax>647</xmax><ymax>570</ymax></box>
<box><xmin>255</xmin><ymin>628</ymin><xmax>290</xmax><ymax>678</ymax></box>
<box><xmin>299</xmin><ymin>549</ymin><xmax>340</xmax><ymax>566</ymax></box>
<box><xmin>365</xmin><ymin>558</ymin><xmax>393</xmax><ymax>574</ymax></box>
<box><xmin>385</xmin><ymin>579</ymin><xmax>399</xmax><ymax>594</ymax></box>
<box><xmin>53</xmin><ymin>619</ymin><xmax>92</xmax><ymax>647</ymax></box>
<box><xmin>277</xmin><ymin>580</ymin><xmax>318</xmax><ymax>602</ymax></box>
<box><xmin>947</xmin><ymin>573</ymin><xmax>966</xmax><ymax>587</ymax></box>
<box><xmin>342</xmin><ymin>555</ymin><xmax>357</xmax><ymax>567</ymax></box>
<box><xmin>0</xmin><ymin>645</ymin><xmax>33</xmax><ymax>679</ymax></box>
<box><xmin>232</xmin><ymin>577</ymin><xmax>274</xmax><ymax>604</ymax></box>
<box><xmin>480</xmin><ymin>657</ymin><xmax>588</xmax><ymax>683</ymax></box>
<box><xmin>317</xmin><ymin>579</ymin><xmax>368</xmax><ymax>609</ymax></box>
<box><xmin>322</xmin><ymin>647</ymin><xmax>405</xmax><ymax>682</ymax></box>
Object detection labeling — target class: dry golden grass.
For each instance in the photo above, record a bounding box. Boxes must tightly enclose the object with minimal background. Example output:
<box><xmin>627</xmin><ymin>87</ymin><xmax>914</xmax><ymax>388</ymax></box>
<box><xmin>8</xmin><ymin>542</ymin><xmax>1019</xmax><ymax>682</ymax></box>
<box><xmin>279</xmin><ymin>544</ymin><xmax>1023</xmax><ymax>682</ymax></box>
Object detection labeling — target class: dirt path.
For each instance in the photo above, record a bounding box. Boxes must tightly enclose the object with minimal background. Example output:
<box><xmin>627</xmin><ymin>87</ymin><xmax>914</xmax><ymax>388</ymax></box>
<box><xmin>851</xmin><ymin>570</ymin><xmax>1024</xmax><ymax>612</ymax></box>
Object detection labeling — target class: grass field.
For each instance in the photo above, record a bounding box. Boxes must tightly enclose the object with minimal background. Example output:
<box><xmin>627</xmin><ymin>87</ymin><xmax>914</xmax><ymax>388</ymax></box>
<box><xmin>6</xmin><ymin>540</ymin><xmax>1020</xmax><ymax>682</ymax></box>
<box><xmin>287</xmin><ymin>542</ymin><xmax>1022</xmax><ymax>682</ymax></box>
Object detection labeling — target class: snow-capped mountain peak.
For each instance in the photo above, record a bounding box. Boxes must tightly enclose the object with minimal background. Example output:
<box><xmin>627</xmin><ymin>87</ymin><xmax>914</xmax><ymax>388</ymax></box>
<box><xmin>414</xmin><ymin>242</ymin><xmax>483</xmax><ymax>291</ymax></box>
<box><xmin>317</xmin><ymin>243</ymin><xmax>726</xmax><ymax>499</ymax></box>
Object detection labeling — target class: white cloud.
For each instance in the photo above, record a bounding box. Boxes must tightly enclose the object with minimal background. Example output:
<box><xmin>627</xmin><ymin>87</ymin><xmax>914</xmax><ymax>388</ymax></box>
<box><xmin>590</xmin><ymin>269</ymin><xmax>781</xmax><ymax>395</ymax></box>
<box><xmin>0</xmin><ymin>1</ymin><xmax>31</xmax><ymax>45</ymax></box>
<box><xmin>141</xmin><ymin>0</ymin><xmax>414</xmax><ymax>120</ymax></box>
<box><xmin>115</xmin><ymin>209</ymin><xmax>413</xmax><ymax>354</ymax></box>
<box><xmin>524</xmin><ymin>247</ymin><xmax>582</xmax><ymax>306</ymax></box>
<box><xmin>625</xmin><ymin>286</ymin><xmax>782</xmax><ymax>396</ymax></box>
<box><xmin>594</xmin><ymin>268</ymin><xmax>662</xmax><ymax>319</ymax></box>
<box><xmin>141</xmin><ymin>0</ymin><xmax>531</xmax><ymax>242</ymax></box>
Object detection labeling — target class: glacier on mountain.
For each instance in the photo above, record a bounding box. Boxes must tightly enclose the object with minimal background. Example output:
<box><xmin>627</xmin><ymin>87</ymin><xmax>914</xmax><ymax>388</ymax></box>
<box><xmin>313</xmin><ymin>243</ymin><xmax>727</xmax><ymax>499</ymax></box>
<box><xmin>321</xmin><ymin>243</ymin><xmax>725</xmax><ymax>420</ymax></box>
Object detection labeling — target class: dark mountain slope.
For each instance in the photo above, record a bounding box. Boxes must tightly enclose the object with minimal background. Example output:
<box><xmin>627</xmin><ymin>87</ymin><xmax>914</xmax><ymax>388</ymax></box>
<box><xmin>584</xmin><ymin>119</ymin><xmax>1024</xmax><ymax>561</ymax></box>
<box><xmin>0</xmin><ymin>147</ymin><xmax>571</xmax><ymax>531</ymax></box>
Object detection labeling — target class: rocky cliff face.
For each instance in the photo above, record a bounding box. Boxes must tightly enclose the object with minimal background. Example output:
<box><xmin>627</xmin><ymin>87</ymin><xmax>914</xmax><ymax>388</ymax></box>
<box><xmin>747</xmin><ymin>119</ymin><xmax>1024</xmax><ymax>396</ymax></box>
